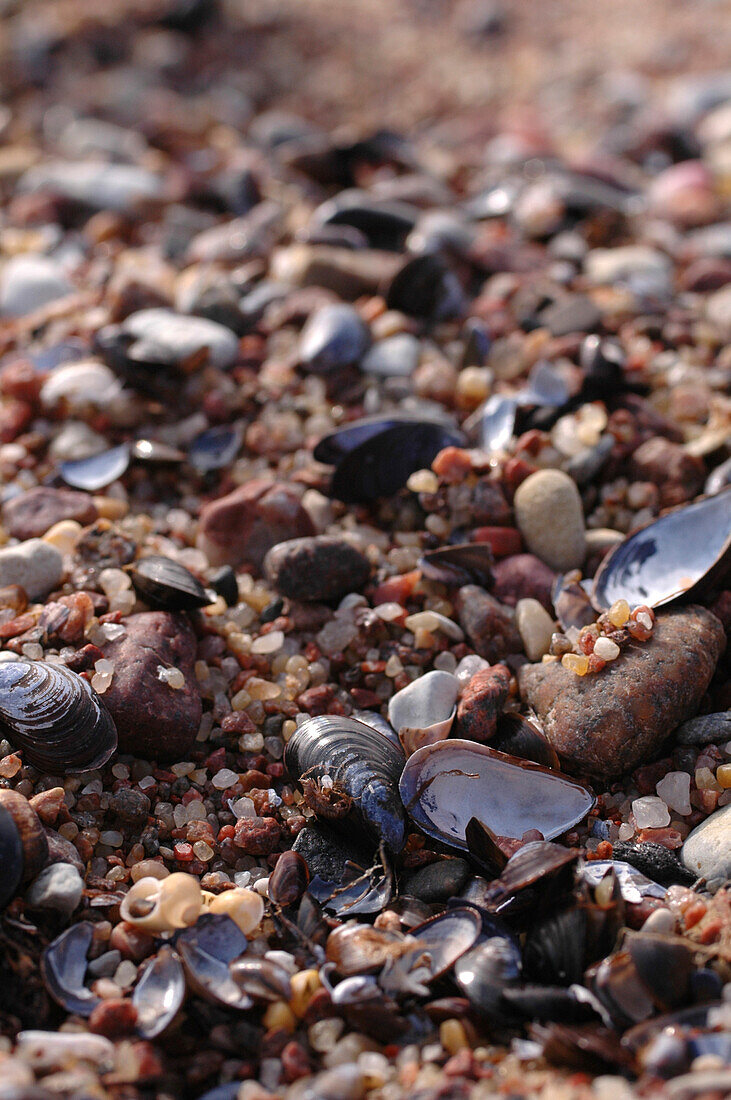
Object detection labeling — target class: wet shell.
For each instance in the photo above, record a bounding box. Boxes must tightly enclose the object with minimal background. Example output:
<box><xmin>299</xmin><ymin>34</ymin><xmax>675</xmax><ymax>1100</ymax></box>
<box><xmin>129</xmin><ymin>555</ymin><xmax>211</xmax><ymax>611</ymax></box>
<box><xmin>41</xmin><ymin>922</ymin><xmax>100</xmax><ymax>1018</ymax></box>
<box><xmin>408</xmin><ymin>907</ymin><xmax>482</xmax><ymax>980</ymax></box>
<box><xmin>314</xmin><ymin>417</ymin><xmax>465</xmax><ymax>504</ymax></box>
<box><xmin>418</xmin><ymin>543</ymin><xmax>494</xmax><ymax>587</ymax></box>
<box><xmin>387</xmin><ymin>670</ymin><xmax>459</xmax><ymax>757</ymax></box>
<box><xmin>454</xmin><ymin>935</ymin><xmax>522</xmax><ymax>1023</ymax></box>
<box><xmin>268</xmin><ymin>850</ymin><xmax>310</xmax><ymax>908</ymax></box>
<box><xmin>0</xmin><ymin>804</ymin><xmax>23</xmax><ymax>909</ymax></box>
<box><xmin>0</xmin><ymin>659</ymin><xmax>117</xmax><ymax>774</ymax></box>
<box><xmin>399</xmin><ymin>740</ymin><xmax>595</xmax><ymax>851</ymax></box>
<box><xmin>132</xmin><ymin>945</ymin><xmax>186</xmax><ymax>1039</ymax></box>
<box><xmin>592</xmin><ymin>490</ymin><xmax>731</xmax><ymax>611</ymax></box>
<box><xmin>60</xmin><ymin>445</ymin><xmax>130</xmax><ymax>492</ymax></box>
<box><xmin>491</xmin><ymin>713</ymin><xmax>561</xmax><ymax>771</ymax></box>
<box><xmin>285</xmin><ymin>715</ymin><xmax>407</xmax><ymax>852</ymax></box>
<box><xmin>175</xmin><ymin>913</ymin><xmax>251</xmax><ymax>1010</ymax></box>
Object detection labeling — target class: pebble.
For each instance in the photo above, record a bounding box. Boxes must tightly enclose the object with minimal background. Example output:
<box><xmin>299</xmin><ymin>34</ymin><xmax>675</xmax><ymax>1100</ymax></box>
<box><xmin>99</xmin><ymin>612</ymin><xmax>202</xmax><ymax>758</ymax></box>
<box><xmin>0</xmin><ymin>539</ymin><xmax>63</xmax><ymax>601</ymax></box>
<box><xmin>24</xmin><ymin>863</ymin><xmax>83</xmax><ymax>917</ymax></box>
<box><xmin>401</xmin><ymin>858</ymin><xmax>470</xmax><ymax>902</ymax></box>
<box><xmin>656</xmin><ymin>771</ymin><xmax>692</xmax><ymax>815</ymax></box>
<box><xmin>705</xmin><ymin>283</ymin><xmax>731</xmax><ymax>338</ymax></box>
<box><xmin>518</xmin><ymin>606</ymin><xmax>725</xmax><ymax>779</ymax></box>
<box><xmin>490</xmin><ymin>553</ymin><xmax>556</xmax><ymax>611</ymax></box>
<box><xmin>40</xmin><ymin>360</ymin><xmax>123</xmax><ymax>411</ymax></box>
<box><xmin>539</xmin><ymin>295</ymin><xmax>602</xmax><ymax>336</ymax></box>
<box><xmin>629</xmin><ymin>438</ymin><xmax>706</xmax><ymax>507</ymax></box>
<box><xmin>298</xmin><ymin>303</ymin><xmax>371</xmax><ymax>373</ymax></box>
<box><xmin>21</xmin><ymin>158</ymin><xmax>163</xmax><ymax>211</ymax></box>
<box><xmin>271</xmin><ymin>243</ymin><xmax>401</xmax><ymax>299</ymax></box>
<box><xmin>0</xmin><ymin>254</ymin><xmax>72</xmax><ymax>317</ymax></box>
<box><xmin>513</xmin><ymin>469</ymin><xmax>586</xmax><ymax>571</ymax></box>
<box><xmin>515</xmin><ymin>597</ymin><xmax>555</xmax><ymax>661</ymax></box>
<box><xmin>2</xmin><ymin>486</ymin><xmax>98</xmax><ymax>540</ymax></box>
<box><xmin>361</xmin><ymin>334</ymin><xmax>420</xmax><ymax>377</ymax></box>
<box><xmin>585</xmin><ymin>245</ymin><xmax>671</xmax><ymax>286</ymax></box>
<box><xmin>453</xmin><ymin>664</ymin><xmax>511</xmax><ymax>742</ymax></box>
<box><xmin>681</xmin><ymin>804</ymin><xmax>731</xmax><ymax>886</ymax></box>
<box><xmin>120</xmin><ymin>309</ymin><xmax>239</xmax><ymax>369</ymax></box>
<box><xmin>198</xmin><ymin>479</ymin><xmax>316</xmax><ymax>570</ymax></box>
<box><xmin>675</xmin><ymin>711</ymin><xmax>731</xmax><ymax>746</ymax></box>
<box><xmin>263</xmin><ymin>536</ymin><xmax>371</xmax><ymax>602</ymax></box>
<box><xmin>455</xmin><ymin>585</ymin><xmax>522</xmax><ymax>663</ymax></box>
<box><xmin>632</xmin><ymin>795</ymin><xmax>671</xmax><ymax>829</ymax></box>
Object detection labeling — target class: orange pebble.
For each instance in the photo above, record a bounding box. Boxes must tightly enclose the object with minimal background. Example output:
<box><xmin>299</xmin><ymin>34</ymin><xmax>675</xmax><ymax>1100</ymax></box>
<box><xmin>684</xmin><ymin>900</ymin><xmax>707</xmax><ymax>928</ymax></box>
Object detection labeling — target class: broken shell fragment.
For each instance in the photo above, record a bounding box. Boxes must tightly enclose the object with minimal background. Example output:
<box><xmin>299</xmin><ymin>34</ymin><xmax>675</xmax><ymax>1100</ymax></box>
<box><xmin>41</xmin><ymin>921</ymin><xmax>101</xmax><ymax>1018</ymax></box>
<box><xmin>132</xmin><ymin>945</ymin><xmax>186</xmax><ymax>1039</ymax></box>
<box><xmin>399</xmin><ymin>740</ymin><xmax>595</xmax><ymax>851</ymax></box>
<box><xmin>120</xmin><ymin>872</ymin><xmax>203</xmax><ymax>933</ymax></box>
<box><xmin>175</xmin><ymin>913</ymin><xmax>251</xmax><ymax>1010</ymax></box>
<box><xmin>387</xmin><ymin>670</ymin><xmax>459</xmax><ymax>756</ymax></box>
<box><xmin>592</xmin><ymin>490</ymin><xmax>731</xmax><ymax>611</ymax></box>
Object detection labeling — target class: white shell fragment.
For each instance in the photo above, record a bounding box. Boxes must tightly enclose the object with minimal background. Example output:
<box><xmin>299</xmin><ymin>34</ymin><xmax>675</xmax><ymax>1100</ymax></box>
<box><xmin>399</xmin><ymin>739</ymin><xmax>595</xmax><ymax>849</ymax></box>
<box><xmin>388</xmin><ymin>670</ymin><xmax>460</xmax><ymax>757</ymax></box>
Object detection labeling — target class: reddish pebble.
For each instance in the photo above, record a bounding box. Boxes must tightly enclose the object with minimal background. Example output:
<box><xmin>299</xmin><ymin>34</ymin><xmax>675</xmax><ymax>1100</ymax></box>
<box><xmin>371</xmin><ymin>570</ymin><xmax>420</xmax><ymax>606</ymax></box>
<box><xmin>233</xmin><ymin>816</ymin><xmax>282</xmax><ymax>855</ymax></box>
<box><xmin>470</xmin><ymin>526</ymin><xmax>522</xmax><ymax>558</ymax></box>
<box><xmin>281</xmin><ymin>1040</ymin><xmax>312</xmax><ymax>1083</ymax></box>
<box><xmin>174</xmin><ymin>843</ymin><xmax>194</xmax><ymax>861</ymax></box>
<box><xmin>696</xmin><ymin>917</ymin><xmax>723</xmax><ymax>944</ymax></box>
<box><xmin>109</xmin><ymin>922</ymin><xmax>156</xmax><ymax>962</ymax></box>
<box><xmin>684</xmin><ymin>900</ymin><xmax>707</xmax><ymax>928</ymax></box>
<box><xmin>89</xmin><ymin>998</ymin><xmax>138</xmax><ymax>1039</ymax></box>
<box><xmin>432</xmin><ymin>446</ymin><xmax>473</xmax><ymax>483</ymax></box>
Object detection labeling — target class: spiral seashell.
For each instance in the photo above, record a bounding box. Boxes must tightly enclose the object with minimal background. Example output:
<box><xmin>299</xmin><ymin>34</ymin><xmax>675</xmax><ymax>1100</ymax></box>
<box><xmin>120</xmin><ymin>872</ymin><xmax>202</xmax><ymax>933</ymax></box>
<box><xmin>0</xmin><ymin>659</ymin><xmax>117</xmax><ymax>774</ymax></box>
<box><xmin>202</xmin><ymin>887</ymin><xmax>265</xmax><ymax>936</ymax></box>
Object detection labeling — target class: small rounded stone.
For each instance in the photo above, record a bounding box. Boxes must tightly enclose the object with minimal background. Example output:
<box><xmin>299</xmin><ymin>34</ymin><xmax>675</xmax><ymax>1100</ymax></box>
<box><xmin>515</xmin><ymin>598</ymin><xmax>555</xmax><ymax>661</ymax></box>
<box><xmin>513</xmin><ymin>469</ymin><xmax>586</xmax><ymax>571</ymax></box>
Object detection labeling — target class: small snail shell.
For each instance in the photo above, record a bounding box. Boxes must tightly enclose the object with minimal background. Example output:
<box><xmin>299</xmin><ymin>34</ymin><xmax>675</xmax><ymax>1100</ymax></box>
<box><xmin>120</xmin><ymin>873</ymin><xmax>202</xmax><ymax>933</ymax></box>
<box><xmin>202</xmin><ymin>888</ymin><xmax>265</xmax><ymax>936</ymax></box>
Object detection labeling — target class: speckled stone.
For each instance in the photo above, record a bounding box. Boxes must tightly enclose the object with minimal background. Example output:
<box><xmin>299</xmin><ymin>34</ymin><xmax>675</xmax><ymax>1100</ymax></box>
<box><xmin>518</xmin><ymin>606</ymin><xmax>725</xmax><ymax>779</ymax></box>
<box><xmin>197</xmin><ymin>479</ymin><xmax>316</xmax><ymax>571</ymax></box>
<box><xmin>2</xmin><ymin>487</ymin><xmax>98</xmax><ymax>540</ymax></box>
<box><xmin>264</xmin><ymin>536</ymin><xmax>371</xmax><ymax>602</ymax></box>
<box><xmin>99</xmin><ymin>612</ymin><xmax>202</xmax><ymax>758</ymax></box>
<box><xmin>513</xmin><ymin>469</ymin><xmax>586</xmax><ymax>572</ymax></box>
<box><xmin>456</xmin><ymin>586</ymin><xmax>522</xmax><ymax>663</ymax></box>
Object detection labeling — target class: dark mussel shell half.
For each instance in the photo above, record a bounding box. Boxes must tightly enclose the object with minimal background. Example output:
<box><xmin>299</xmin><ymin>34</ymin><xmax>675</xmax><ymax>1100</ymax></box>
<box><xmin>418</xmin><ymin>542</ymin><xmax>494</xmax><ymax>587</ymax></box>
<box><xmin>491</xmin><ymin>713</ymin><xmax>561</xmax><ymax>771</ymax></box>
<box><xmin>133</xmin><ymin>946</ymin><xmax>186</xmax><ymax>1039</ymax></box>
<box><xmin>41</xmin><ymin>922</ymin><xmax>101</xmax><ymax>1017</ymax></box>
<box><xmin>60</xmin><ymin>445</ymin><xmax>131</xmax><ymax>492</ymax></box>
<box><xmin>0</xmin><ymin>803</ymin><xmax>24</xmax><ymax>910</ymax></box>
<box><xmin>129</xmin><ymin>555</ymin><xmax>211</xmax><ymax>611</ymax></box>
<box><xmin>408</xmin><ymin>907</ymin><xmax>482</xmax><ymax>980</ymax></box>
<box><xmin>0</xmin><ymin>659</ymin><xmax>117</xmax><ymax>774</ymax></box>
<box><xmin>314</xmin><ymin>416</ymin><xmax>465</xmax><ymax>504</ymax></box>
<box><xmin>592</xmin><ymin>489</ymin><xmax>731</xmax><ymax>611</ymax></box>
<box><xmin>399</xmin><ymin>740</ymin><xmax>595</xmax><ymax>851</ymax></box>
<box><xmin>175</xmin><ymin>913</ymin><xmax>250</xmax><ymax>1011</ymax></box>
<box><xmin>454</xmin><ymin>934</ymin><xmax>522</xmax><ymax>1024</ymax></box>
<box><xmin>284</xmin><ymin>715</ymin><xmax>407</xmax><ymax>852</ymax></box>
<box><xmin>188</xmin><ymin>424</ymin><xmax>243</xmax><ymax>473</ymax></box>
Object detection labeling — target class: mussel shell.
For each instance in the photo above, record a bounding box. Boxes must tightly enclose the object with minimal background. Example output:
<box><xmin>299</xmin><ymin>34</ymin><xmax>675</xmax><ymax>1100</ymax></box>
<box><xmin>314</xmin><ymin>417</ymin><xmax>465</xmax><ymax>503</ymax></box>
<box><xmin>491</xmin><ymin>713</ymin><xmax>561</xmax><ymax>771</ymax></box>
<box><xmin>230</xmin><ymin>957</ymin><xmax>292</xmax><ymax>1002</ymax></box>
<box><xmin>41</xmin><ymin>921</ymin><xmax>100</xmax><ymax>1017</ymax></box>
<box><xmin>0</xmin><ymin>803</ymin><xmax>24</xmax><ymax>909</ymax></box>
<box><xmin>502</xmin><ymin>984</ymin><xmax>601</xmax><ymax>1024</ymax></box>
<box><xmin>175</xmin><ymin>913</ymin><xmax>251</xmax><ymax>1010</ymax></box>
<box><xmin>626</xmin><ymin>932</ymin><xmax>694</xmax><ymax>1010</ymax></box>
<box><xmin>523</xmin><ymin>903</ymin><xmax>587</xmax><ymax>986</ymax></box>
<box><xmin>131</xmin><ymin>439</ymin><xmax>186</xmax><ymax>464</ymax></box>
<box><xmin>385</xmin><ymin>253</ymin><xmax>464</xmax><ymax>320</ymax></box>
<box><xmin>454</xmin><ymin>935</ymin><xmax>522</xmax><ymax>1023</ymax></box>
<box><xmin>0</xmin><ymin>659</ymin><xmax>117</xmax><ymax>774</ymax></box>
<box><xmin>408</xmin><ymin>907</ymin><xmax>482</xmax><ymax>980</ymax></box>
<box><xmin>0</xmin><ymin>790</ymin><xmax>48</xmax><ymax>882</ymax></box>
<box><xmin>130</xmin><ymin>555</ymin><xmax>211</xmax><ymax>611</ymax></box>
<box><xmin>208</xmin><ymin>565</ymin><xmax>239</xmax><ymax>607</ymax></box>
<box><xmin>592</xmin><ymin>489</ymin><xmax>731</xmax><ymax>610</ymax></box>
<box><xmin>531</xmin><ymin>1021</ymin><xmax>636</xmax><ymax>1074</ymax></box>
<box><xmin>60</xmin><ymin>445</ymin><xmax>130</xmax><ymax>492</ymax></box>
<box><xmin>268</xmin><ymin>850</ymin><xmax>310</xmax><ymax>908</ymax></box>
<box><xmin>552</xmin><ymin>574</ymin><xmax>597</xmax><ymax>631</ymax></box>
<box><xmin>399</xmin><ymin>740</ymin><xmax>595</xmax><ymax>850</ymax></box>
<box><xmin>188</xmin><ymin>425</ymin><xmax>243</xmax><ymax>473</ymax></box>
<box><xmin>132</xmin><ymin>945</ymin><xmax>186</xmax><ymax>1039</ymax></box>
<box><xmin>285</xmin><ymin>715</ymin><xmax>407</xmax><ymax>852</ymax></box>
<box><xmin>418</xmin><ymin>543</ymin><xmax>494</xmax><ymax>587</ymax></box>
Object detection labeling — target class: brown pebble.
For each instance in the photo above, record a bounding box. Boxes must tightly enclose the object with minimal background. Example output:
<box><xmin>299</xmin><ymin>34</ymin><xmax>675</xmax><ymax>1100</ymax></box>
<box><xmin>89</xmin><ymin>998</ymin><xmax>138</xmax><ymax>1039</ymax></box>
<box><xmin>454</xmin><ymin>664</ymin><xmax>511</xmax><ymax>742</ymax></box>
<box><xmin>455</xmin><ymin>585</ymin><xmax>522</xmax><ymax>663</ymax></box>
<box><xmin>629</xmin><ymin>437</ymin><xmax>705</xmax><ymax>507</ymax></box>
<box><xmin>2</xmin><ymin>486</ymin><xmax>98</xmax><ymax>540</ymax></box>
<box><xmin>28</xmin><ymin>786</ymin><xmax>66</xmax><ymax>826</ymax></box>
<box><xmin>109</xmin><ymin>922</ymin><xmax>156</xmax><ymax>962</ymax></box>
<box><xmin>490</xmin><ymin>553</ymin><xmax>557</xmax><ymax>612</ymax></box>
<box><xmin>233</xmin><ymin>815</ymin><xmax>282</xmax><ymax>855</ymax></box>
<box><xmin>197</xmin><ymin>479</ymin><xmax>315</xmax><ymax>571</ymax></box>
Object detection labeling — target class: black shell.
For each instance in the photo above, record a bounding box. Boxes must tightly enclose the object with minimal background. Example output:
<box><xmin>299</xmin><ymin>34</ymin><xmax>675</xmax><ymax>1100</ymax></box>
<box><xmin>592</xmin><ymin>490</ymin><xmax>731</xmax><ymax>611</ymax></box>
<box><xmin>418</xmin><ymin>543</ymin><xmax>494</xmax><ymax>587</ymax></box>
<box><xmin>314</xmin><ymin>417</ymin><xmax>466</xmax><ymax>503</ymax></box>
<box><xmin>130</xmin><ymin>555</ymin><xmax>211</xmax><ymax>611</ymax></box>
<box><xmin>0</xmin><ymin>804</ymin><xmax>23</xmax><ymax>909</ymax></box>
<box><xmin>285</xmin><ymin>715</ymin><xmax>407</xmax><ymax>852</ymax></box>
<box><xmin>0</xmin><ymin>659</ymin><xmax>117</xmax><ymax>774</ymax></box>
<box><xmin>41</xmin><ymin>922</ymin><xmax>100</xmax><ymax>1017</ymax></box>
